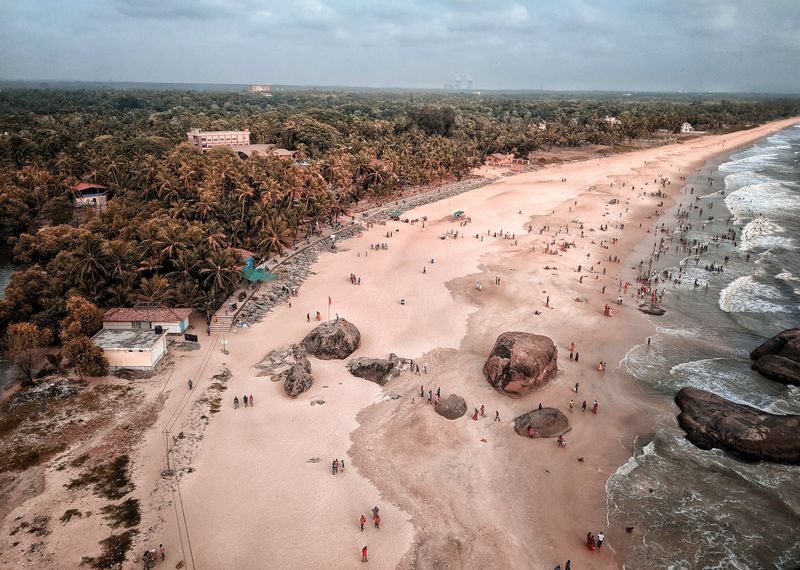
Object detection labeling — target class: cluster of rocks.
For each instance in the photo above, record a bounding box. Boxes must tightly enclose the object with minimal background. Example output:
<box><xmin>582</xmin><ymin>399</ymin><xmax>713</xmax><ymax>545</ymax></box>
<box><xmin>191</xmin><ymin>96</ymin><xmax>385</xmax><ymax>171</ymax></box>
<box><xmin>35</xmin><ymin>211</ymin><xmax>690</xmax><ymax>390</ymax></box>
<box><xmin>675</xmin><ymin>387</ymin><xmax>800</xmax><ymax>465</ymax></box>
<box><xmin>370</xmin><ymin>178</ymin><xmax>491</xmax><ymax>223</ymax></box>
<box><xmin>750</xmin><ymin>328</ymin><xmax>800</xmax><ymax>386</ymax></box>
<box><xmin>257</xmin><ymin>319</ymin><xmax>362</xmax><ymax>398</ymax></box>
<box><xmin>483</xmin><ymin>332</ymin><xmax>558</xmax><ymax>396</ymax></box>
<box><xmin>346</xmin><ymin>353</ymin><xmax>409</xmax><ymax>386</ymax></box>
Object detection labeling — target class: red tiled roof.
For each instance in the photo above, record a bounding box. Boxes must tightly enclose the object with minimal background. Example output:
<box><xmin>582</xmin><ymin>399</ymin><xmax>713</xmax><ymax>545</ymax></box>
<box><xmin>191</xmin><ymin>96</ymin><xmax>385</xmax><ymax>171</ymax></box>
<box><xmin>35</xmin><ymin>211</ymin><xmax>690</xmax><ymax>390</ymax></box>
<box><xmin>103</xmin><ymin>307</ymin><xmax>192</xmax><ymax>323</ymax></box>
<box><xmin>229</xmin><ymin>248</ymin><xmax>256</xmax><ymax>259</ymax></box>
<box><xmin>73</xmin><ymin>183</ymin><xmax>108</xmax><ymax>192</ymax></box>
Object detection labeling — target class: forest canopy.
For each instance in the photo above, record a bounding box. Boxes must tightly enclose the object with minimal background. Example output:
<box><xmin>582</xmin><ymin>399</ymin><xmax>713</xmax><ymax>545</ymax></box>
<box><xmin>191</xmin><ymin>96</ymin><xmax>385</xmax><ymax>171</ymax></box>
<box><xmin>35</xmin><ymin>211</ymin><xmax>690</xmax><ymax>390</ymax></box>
<box><xmin>1</xmin><ymin>86</ymin><xmax>798</xmax><ymax>340</ymax></box>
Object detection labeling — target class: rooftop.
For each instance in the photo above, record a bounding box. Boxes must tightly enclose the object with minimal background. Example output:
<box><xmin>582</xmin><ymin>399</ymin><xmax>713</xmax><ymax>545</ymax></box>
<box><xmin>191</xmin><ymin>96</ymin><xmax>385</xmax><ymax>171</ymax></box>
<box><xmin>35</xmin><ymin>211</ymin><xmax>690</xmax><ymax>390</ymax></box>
<box><xmin>92</xmin><ymin>329</ymin><xmax>164</xmax><ymax>350</ymax></box>
<box><xmin>72</xmin><ymin>182</ymin><xmax>108</xmax><ymax>192</ymax></box>
<box><xmin>103</xmin><ymin>307</ymin><xmax>192</xmax><ymax>323</ymax></box>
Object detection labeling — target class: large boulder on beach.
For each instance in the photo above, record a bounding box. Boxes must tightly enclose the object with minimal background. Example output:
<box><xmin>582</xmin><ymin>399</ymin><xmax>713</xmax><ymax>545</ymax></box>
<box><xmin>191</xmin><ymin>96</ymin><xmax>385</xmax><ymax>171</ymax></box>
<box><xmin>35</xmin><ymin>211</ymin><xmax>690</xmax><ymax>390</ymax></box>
<box><xmin>674</xmin><ymin>387</ymin><xmax>800</xmax><ymax>465</ymax></box>
<box><xmin>482</xmin><ymin>332</ymin><xmax>558</xmax><ymax>396</ymax></box>
<box><xmin>513</xmin><ymin>408</ymin><xmax>571</xmax><ymax>438</ymax></box>
<box><xmin>752</xmin><ymin>355</ymin><xmax>800</xmax><ymax>387</ymax></box>
<box><xmin>283</xmin><ymin>346</ymin><xmax>314</xmax><ymax>398</ymax></box>
<box><xmin>347</xmin><ymin>354</ymin><xmax>406</xmax><ymax>386</ymax></box>
<box><xmin>435</xmin><ymin>394</ymin><xmax>467</xmax><ymax>420</ymax></box>
<box><xmin>750</xmin><ymin>328</ymin><xmax>800</xmax><ymax>386</ymax></box>
<box><xmin>301</xmin><ymin>318</ymin><xmax>361</xmax><ymax>360</ymax></box>
<box><xmin>750</xmin><ymin>328</ymin><xmax>800</xmax><ymax>361</ymax></box>
<box><xmin>638</xmin><ymin>303</ymin><xmax>666</xmax><ymax>316</ymax></box>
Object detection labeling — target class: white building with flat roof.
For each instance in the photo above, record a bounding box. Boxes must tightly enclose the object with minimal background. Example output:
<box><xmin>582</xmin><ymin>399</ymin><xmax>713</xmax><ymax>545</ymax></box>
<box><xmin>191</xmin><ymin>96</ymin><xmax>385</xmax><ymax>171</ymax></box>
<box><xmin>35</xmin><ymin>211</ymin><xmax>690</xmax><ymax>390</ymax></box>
<box><xmin>91</xmin><ymin>329</ymin><xmax>168</xmax><ymax>372</ymax></box>
<box><xmin>187</xmin><ymin>128</ymin><xmax>251</xmax><ymax>152</ymax></box>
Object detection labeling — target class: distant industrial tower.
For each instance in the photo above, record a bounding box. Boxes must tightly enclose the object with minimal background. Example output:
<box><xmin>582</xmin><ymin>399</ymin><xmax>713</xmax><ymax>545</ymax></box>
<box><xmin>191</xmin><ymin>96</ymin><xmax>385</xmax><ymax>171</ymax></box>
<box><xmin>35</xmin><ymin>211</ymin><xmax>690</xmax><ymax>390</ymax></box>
<box><xmin>454</xmin><ymin>73</ymin><xmax>461</xmax><ymax>90</ymax></box>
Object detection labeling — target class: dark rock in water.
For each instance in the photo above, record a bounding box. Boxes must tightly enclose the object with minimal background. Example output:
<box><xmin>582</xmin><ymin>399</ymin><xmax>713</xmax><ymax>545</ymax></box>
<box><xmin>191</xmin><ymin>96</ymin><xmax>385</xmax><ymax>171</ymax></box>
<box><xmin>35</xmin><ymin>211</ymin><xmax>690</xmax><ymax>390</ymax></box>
<box><xmin>638</xmin><ymin>303</ymin><xmax>666</xmax><ymax>316</ymax></box>
<box><xmin>779</xmin><ymin>338</ymin><xmax>800</xmax><ymax>363</ymax></box>
<box><xmin>283</xmin><ymin>346</ymin><xmax>314</xmax><ymax>398</ymax></box>
<box><xmin>750</xmin><ymin>328</ymin><xmax>800</xmax><ymax>361</ymax></box>
<box><xmin>435</xmin><ymin>394</ymin><xmax>467</xmax><ymax>420</ymax></box>
<box><xmin>301</xmin><ymin>318</ymin><xmax>361</xmax><ymax>360</ymax></box>
<box><xmin>752</xmin><ymin>355</ymin><xmax>800</xmax><ymax>387</ymax></box>
<box><xmin>513</xmin><ymin>408</ymin><xmax>571</xmax><ymax>437</ymax></box>
<box><xmin>483</xmin><ymin>332</ymin><xmax>557</xmax><ymax>396</ymax></box>
<box><xmin>347</xmin><ymin>353</ymin><xmax>405</xmax><ymax>385</ymax></box>
<box><xmin>674</xmin><ymin>387</ymin><xmax>800</xmax><ymax>465</ymax></box>
<box><xmin>750</xmin><ymin>328</ymin><xmax>800</xmax><ymax>386</ymax></box>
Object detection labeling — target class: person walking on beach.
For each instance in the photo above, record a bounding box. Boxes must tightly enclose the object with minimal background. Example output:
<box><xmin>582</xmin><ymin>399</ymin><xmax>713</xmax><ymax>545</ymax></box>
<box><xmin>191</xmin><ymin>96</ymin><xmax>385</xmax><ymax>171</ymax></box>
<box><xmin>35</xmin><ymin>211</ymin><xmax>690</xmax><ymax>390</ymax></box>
<box><xmin>187</xmin><ymin>378</ymin><xmax>193</xmax><ymax>390</ymax></box>
<box><xmin>569</xmin><ymin>399</ymin><xmax>574</xmax><ymax>413</ymax></box>
<box><xmin>575</xmin><ymin>352</ymin><xmax>580</xmax><ymax>363</ymax></box>
<box><xmin>159</xmin><ymin>544</ymin><xmax>165</xmax><ymax>561</ymax></box>
<box><xmin>575</xmin><ymin>382</ymin><xmax>579</xmax><ymax>393</ymax></box>
<box><xmin>243</xmin><ymin>394</ymin><xmax>248</xmax><ymax>407</ymax></box>
<box><xmin>480</xmin><ymin>404</ymin><xmax>485</xmax><ymax>417</ymax></box>
<box><xmin>361</xmin><ymin>546</ymin><xmax>368</xmax><ymax>563</ymax></box>
<box><xmin>372</xmin><ymin>506</ymin><xmax>380</xmax><ymax>519</ymax></box>
<box><xmin>307</xmin><ymin>313</ymin><xmax>310</xmax><ymax>322</ymax></box>
<box><xmin>495</xmin><ymin>411</ymin><xmax>501</xmax><ymax>422</ymax></box>
<box><xmin>332</xmin><ymin>460</ymin><xmax>338</xmax><ymax>475</ymax></box>
<box><xmin>360</xmin><ymin>515</ymin><xmax>366</xmax><ymax>531</ymax></box>
<box><xmin>233</xmin><ymin>396</ymin><xmax>239</xmax><ymax>409</ymax></box>
<box><xmin>249</xmin><ymin>395</ymin><xmax>254</xmax><ymax>406</ymax></box>
<box><xmin>427</xmin><ymin>390</ymin><xmax>432</xmax><ymax>404</ymax></box>
<box><xmin>597</xmin><ymin>531</ymin><xmax>605</xmax><ymax>549</ymax></box>
<box><xmin>592</xmin><ymin>400</ymin><xmax>599</xmax><ymax>414</ymax></box>
<box><xmin>374</xmin><ymin>514</ymin><xmax>381</xmax><ymax>529</ymax></box>
<box><xmin>340</xmin><ymin>459</ymin><xmax>345</xmax><ymax>472</ymax></box>
<box><xmin>472</xmin><ymin>409</ymin><xmax>479</xmax><ymax>420</ymax></box>
<box><xmin>316</xmin><ymin>311</ymin><xmax>321</xmax><ymax>321</ymax></box>
<box><xmin>420</xmin><ymin>385</ymin><xmax>424</xmax><ymax>398</ymax></box>
<box><xmin>436</xmin><ymin>387</ymin><xmax>440</xmax><ymax>398</ymax></box>
<box><xmin>582</xmin><ymin>400</ymin><xmax>587</xmax><ymax>412</ymax></box>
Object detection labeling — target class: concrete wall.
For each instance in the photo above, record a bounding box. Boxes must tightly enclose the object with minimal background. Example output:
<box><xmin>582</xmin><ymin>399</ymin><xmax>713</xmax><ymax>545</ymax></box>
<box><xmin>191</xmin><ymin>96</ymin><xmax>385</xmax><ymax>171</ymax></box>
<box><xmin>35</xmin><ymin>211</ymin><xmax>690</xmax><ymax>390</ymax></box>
<box><xmin>103</xmin><ymin>319</ymin><xmax>188</xmax><ymax>334</ymax></box>
<box><xmin>103</xmin><ymin>336</ymin><xmax>167</xmax><ymax>371</ymax></box>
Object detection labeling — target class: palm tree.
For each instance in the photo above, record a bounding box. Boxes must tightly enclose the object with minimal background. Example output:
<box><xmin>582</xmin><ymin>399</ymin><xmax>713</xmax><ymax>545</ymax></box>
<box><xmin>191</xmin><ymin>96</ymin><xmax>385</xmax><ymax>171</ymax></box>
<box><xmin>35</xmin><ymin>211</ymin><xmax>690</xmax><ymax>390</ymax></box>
<box><xmin>70</xmin><ymin>235</ymin><xmax>110</xmax><ymax>282</ymax></box>
<box><xmin>257</xmin><ymin>215</ymin><xmax>293</xmax><ymax>257</ymax></box>
<box><xmin>199</xmin><ymin>250</ymin><xmax>240</xmax><ymax>298</ymax></box>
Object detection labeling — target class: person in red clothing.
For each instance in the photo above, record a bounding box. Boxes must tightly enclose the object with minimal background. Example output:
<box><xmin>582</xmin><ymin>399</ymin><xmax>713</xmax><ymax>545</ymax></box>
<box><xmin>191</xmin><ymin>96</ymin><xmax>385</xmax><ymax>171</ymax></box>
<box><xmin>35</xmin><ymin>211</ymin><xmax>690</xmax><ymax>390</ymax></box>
<box><xmin>373</xmin><ymin>514</ymin><xmax>381</xmax><ymax>529</ymax></box>
<box><xmin>359</xmin><ymin>515</ymin><xmax>366</xmax><ymax>532</ymax></box>
<box><xmin>361</xmin><ymin>546</ymin><xmax>368</xmax><ymax>563</ymax></box>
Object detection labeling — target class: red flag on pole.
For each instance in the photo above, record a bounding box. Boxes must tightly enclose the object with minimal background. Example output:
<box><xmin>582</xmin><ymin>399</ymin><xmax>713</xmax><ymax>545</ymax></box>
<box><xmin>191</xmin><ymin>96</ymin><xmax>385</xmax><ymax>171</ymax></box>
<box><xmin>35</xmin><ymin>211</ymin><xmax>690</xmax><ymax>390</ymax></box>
<box><xmin>328</xmin><ymin>296</ymin><xmax>332</xmax><ymax>306</ymax></box>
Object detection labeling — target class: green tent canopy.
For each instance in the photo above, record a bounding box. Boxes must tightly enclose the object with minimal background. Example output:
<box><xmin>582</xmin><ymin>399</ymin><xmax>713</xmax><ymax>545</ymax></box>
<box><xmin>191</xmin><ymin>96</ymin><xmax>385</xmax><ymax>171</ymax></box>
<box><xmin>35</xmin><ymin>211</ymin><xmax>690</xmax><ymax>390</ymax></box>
<box><xmin>388</xmin><ymin>210</ymin><xmax>403</xmax><ymax>217</ymax></box>
<box><xmin>242</xmin><ymin>267</ymin><xmax>277</xmax><ymax>282</ymax></box>
<box><xmin>453</xmin><ymin>210</ymin><xmax>465</xmax><ymax>217</ymax></box>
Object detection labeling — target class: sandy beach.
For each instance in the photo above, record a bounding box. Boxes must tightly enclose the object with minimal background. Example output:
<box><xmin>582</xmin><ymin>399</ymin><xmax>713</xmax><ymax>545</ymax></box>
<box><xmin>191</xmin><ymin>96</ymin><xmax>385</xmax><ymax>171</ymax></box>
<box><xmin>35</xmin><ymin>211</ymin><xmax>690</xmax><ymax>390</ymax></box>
<box><xmin>2</xmin><ymin>117</ymin><xmax>797</xmax><ymax>569</ymax></box>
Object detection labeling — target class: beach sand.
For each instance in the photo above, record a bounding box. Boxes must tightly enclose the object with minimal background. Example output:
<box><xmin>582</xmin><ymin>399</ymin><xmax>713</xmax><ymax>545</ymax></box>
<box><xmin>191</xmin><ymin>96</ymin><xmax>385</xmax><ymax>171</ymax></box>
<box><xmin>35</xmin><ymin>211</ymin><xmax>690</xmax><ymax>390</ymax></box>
<box><xmin>3</xmin><ymin>117</ymin><xmax>797</xmax><ymax>570</ymax></box>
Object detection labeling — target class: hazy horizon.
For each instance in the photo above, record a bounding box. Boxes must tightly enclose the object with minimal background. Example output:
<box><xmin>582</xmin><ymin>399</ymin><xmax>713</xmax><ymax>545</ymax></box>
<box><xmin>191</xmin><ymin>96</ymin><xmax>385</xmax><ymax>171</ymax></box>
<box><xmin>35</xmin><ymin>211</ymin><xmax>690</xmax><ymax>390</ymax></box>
<box><xmin>1</xmin><ymin>1</ymin><xmax>799</xmax><ymax>93</ymax></box>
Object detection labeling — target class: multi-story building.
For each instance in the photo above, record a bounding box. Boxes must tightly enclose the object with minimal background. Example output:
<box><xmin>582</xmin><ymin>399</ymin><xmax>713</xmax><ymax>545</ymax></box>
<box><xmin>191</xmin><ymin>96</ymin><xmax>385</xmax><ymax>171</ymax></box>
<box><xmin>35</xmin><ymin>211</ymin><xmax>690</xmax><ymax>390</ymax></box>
<box><xmin>187</xmin><ymin>128</ymin><xmax>251</xmax><ymax>152</ymax></box>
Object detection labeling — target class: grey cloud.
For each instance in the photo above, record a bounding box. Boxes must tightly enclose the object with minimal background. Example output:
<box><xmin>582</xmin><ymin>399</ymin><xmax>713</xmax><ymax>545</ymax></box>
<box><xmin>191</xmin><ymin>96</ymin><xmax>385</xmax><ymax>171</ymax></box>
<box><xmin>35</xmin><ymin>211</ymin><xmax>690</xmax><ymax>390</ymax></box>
<box><xmin>0</xmin><ymin>0</ymin><xmax>797</xmax><ymax>92</ymax></box>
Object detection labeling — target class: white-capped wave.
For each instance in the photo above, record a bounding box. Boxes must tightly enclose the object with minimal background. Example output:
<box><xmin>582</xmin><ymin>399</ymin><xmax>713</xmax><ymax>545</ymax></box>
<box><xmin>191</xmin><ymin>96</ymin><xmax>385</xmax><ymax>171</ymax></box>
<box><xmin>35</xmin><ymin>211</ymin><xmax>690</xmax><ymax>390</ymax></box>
<box><xmin>719</xmin><ymin>275</ymin><xmax>791</xmax><ymax>313</ymax></box>
<box><xmin>739</xmin><ymin>219</ymin><xmax>795</xmax><ymax>252</ymax></box>
<box><xmin>724</xmin><ymin>182</ymin><xmax>800</xmax><ymax>223</ymax></box>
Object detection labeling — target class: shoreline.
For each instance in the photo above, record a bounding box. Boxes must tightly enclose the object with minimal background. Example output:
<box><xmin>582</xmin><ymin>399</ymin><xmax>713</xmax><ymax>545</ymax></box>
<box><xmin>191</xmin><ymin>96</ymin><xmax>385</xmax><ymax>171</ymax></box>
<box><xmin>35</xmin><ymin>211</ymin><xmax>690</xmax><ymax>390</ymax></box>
<box><xmin>1</xmin><ymin>117</ymin><xmax>798</xmax><ymax>569</ymax></box>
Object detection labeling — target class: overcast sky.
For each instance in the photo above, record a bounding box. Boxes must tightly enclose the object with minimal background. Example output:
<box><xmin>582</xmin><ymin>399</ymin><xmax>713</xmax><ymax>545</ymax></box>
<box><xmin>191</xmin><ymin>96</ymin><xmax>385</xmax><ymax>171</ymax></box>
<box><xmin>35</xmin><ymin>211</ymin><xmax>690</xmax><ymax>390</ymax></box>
<box><xmin>1</xmin><ymin>0</ymin><xmax>798</xmax><ymax>92</ymax></box>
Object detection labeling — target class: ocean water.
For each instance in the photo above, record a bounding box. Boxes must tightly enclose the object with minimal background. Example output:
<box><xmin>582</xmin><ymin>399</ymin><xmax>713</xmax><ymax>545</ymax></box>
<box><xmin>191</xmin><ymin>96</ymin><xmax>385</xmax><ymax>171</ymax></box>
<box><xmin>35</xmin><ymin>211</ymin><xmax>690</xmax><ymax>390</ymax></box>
<box><xmin>610</xmin><ymin>124</ymin><xmax>800</xmax><ymax>569</ymax></box>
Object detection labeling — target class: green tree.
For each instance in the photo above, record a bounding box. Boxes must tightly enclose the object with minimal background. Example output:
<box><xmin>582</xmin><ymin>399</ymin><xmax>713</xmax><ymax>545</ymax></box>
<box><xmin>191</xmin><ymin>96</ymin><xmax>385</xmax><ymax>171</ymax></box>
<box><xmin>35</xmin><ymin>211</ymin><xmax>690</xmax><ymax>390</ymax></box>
<box><xmin>59</xmin><ymin>295</ymin><xmax>104</xmax><ymax>343</ymax></box>
<box><xmin>62</xmin><ymin>336</ymin><xmax>109</xmax><ymax>378</ymax></box>
<box><xmin>4</xmin><ymin>323</ymin><xmax>53</xmax><ymax>385</ymax></box>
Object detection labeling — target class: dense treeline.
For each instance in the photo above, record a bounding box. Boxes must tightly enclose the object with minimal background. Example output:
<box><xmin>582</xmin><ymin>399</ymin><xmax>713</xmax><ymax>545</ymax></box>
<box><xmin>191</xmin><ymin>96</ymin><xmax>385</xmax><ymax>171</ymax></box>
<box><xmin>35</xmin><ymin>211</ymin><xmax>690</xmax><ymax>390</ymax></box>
<box><xmin>0</xmin><ymin>88</ymin><xmax>798</xmax><ymax>341</ymax></box>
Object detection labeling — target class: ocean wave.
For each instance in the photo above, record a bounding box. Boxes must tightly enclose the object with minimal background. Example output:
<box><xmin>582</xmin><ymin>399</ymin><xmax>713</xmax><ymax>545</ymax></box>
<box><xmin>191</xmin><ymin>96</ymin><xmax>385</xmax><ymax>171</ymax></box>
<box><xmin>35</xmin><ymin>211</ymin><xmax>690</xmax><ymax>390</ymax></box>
<box><xmin>724</xmin><ymin>182</ymin><xmax>800</xmax><ymax>223</ymax></box>
<box><xmin>718</xmin><ymin>275</ymin><xmax>791</xmax><ymax>313</ymax></box>
<box><xmin>740</xmin><ymin>219</ymin><xmax>796</xmax><ymax>252</ymax></box>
